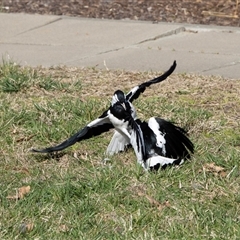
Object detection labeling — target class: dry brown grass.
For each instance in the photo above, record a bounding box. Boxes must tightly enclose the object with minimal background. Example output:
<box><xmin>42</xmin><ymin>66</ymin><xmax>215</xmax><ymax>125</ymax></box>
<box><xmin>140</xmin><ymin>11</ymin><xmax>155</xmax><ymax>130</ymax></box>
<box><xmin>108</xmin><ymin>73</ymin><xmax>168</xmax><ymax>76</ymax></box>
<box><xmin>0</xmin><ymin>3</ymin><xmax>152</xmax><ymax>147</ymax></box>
<box><xmin>1</xmin><ymin>64</ymin><xmax>240</xmax><ymax>239</ymax></box>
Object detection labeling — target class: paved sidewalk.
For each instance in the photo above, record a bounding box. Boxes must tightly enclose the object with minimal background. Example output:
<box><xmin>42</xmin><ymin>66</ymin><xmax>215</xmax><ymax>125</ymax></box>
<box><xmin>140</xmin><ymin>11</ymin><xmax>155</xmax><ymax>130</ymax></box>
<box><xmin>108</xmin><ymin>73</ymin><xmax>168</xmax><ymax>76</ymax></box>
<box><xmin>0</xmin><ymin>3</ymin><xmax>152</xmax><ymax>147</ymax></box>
<box><xmin>0</xmin><ymin>13</ymin><xmax>240</xmax><ymax>79</ymax></box>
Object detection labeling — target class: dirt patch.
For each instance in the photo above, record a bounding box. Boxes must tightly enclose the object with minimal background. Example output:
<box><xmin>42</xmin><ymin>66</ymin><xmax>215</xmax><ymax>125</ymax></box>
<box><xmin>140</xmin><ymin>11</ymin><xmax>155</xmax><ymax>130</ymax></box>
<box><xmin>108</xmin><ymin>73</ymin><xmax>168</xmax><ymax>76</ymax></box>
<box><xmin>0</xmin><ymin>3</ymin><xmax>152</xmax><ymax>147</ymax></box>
<box><xmin>2</xmin><ymin>0</ymin><xmax>240</xmax><ymax>27</ymax></box>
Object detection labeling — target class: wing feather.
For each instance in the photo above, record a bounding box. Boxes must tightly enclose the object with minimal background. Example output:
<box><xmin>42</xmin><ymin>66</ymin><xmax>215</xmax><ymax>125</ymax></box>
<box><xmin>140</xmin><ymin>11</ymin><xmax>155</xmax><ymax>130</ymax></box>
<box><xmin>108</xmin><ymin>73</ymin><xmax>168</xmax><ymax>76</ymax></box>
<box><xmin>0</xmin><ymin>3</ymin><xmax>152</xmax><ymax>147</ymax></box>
<box><xmin>32</xmin><ymin>113</ymin><xmax>113</xmax><ymax>153</ymax></box>
<box><xmin>126</xmin><ymin>61</ymin><xmax>176</xmax><ymax>102</ymax></box>
<box><xmin>129</xmin><ymin>117</ymin><xmax>146</xmax><ymax>164</ymax></box>
<box><xmin>154</xmin><ymin>117</ymin><xmax>194</xmax><ymax>159</ymax></box>
<box><xmin>106</xmin><ymin>130</ymin><xmax>130</xmax><ymax>155</ymax></box>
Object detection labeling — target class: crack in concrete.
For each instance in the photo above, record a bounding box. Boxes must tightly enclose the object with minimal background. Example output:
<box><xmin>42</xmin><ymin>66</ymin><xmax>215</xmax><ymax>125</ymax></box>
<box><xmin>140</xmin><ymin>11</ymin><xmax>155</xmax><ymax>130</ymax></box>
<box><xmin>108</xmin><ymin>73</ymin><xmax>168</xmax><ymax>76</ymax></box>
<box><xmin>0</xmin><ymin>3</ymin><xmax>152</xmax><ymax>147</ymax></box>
<box><xmin>3</xmin><ymin>25</ymin><xmax>186</xmax><ymax>58</ymax></box>
<box><xmin>136</xmin><ymin>26</ymin><xmax>186</xmax><ymax>44</ymax></box>
<box><xmin>202</xmin><ymin>60</ymin><xmax>240</xmax><ymax>73</ymax></box>
<box><xmin>15</xmin><ymin>17</ymin><xmax>62</xmax><ymax>36</ymax></box>
<box><xmin>0</xmin><ymin>42</ymin><xmax>56</xmax><ymax>46</ymax></box>
<box><xmin>92</xmin><ymin>27</ymin><xmax>186</xmax><ymax>57</ymax></box>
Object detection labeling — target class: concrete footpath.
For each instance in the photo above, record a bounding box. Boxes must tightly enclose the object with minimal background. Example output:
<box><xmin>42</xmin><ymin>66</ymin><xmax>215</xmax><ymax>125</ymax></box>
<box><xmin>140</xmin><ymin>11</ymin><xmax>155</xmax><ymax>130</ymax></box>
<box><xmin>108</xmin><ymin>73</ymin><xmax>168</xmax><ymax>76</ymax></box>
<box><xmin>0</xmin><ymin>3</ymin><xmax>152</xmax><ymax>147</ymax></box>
<box><xmin>0</xmin><ymin>13</ymin><xmax>240</xmax><ymax>79</ymax></box>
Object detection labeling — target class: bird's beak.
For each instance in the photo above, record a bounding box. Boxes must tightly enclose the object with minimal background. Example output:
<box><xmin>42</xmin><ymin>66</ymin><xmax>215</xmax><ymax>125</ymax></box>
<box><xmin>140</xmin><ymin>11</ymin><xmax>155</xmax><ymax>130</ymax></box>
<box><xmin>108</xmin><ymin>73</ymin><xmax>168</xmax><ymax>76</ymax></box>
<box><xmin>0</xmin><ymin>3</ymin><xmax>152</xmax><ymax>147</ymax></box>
<box><xmin>121</xmin><ymin>102</ymin><xmax>126</xmax><ymax>110</ymax></box>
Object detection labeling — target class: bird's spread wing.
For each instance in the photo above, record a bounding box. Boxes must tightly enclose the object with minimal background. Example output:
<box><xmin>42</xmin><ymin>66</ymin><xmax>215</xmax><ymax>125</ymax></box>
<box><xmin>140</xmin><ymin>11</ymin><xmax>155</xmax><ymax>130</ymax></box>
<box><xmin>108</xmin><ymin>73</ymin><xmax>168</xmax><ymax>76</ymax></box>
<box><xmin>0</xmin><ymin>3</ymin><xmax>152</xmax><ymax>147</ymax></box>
<box><xmin>126</xmin><ymin>60</ymin><xmax>176</xmax><ymax>102</ymax></box>
<box><xmin>31</xmin><ymin>111</ymin><xmax>113</xmax><ymax>153</ymax></box>
<box><xmin>153</xmin><ymin>117</ymin><xmax>194</xmax><ymax>159</ymax></box>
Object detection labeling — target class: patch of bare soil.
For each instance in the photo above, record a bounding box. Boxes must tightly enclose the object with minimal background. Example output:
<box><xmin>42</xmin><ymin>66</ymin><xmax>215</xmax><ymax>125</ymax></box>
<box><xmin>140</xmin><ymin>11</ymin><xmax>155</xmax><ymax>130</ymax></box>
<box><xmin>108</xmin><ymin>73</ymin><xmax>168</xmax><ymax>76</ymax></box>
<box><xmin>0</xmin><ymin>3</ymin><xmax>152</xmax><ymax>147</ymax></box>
<box><xmin>1</xmin><ymin>0</ymin><xmax>240</xmax><ymax>27</ymax></box>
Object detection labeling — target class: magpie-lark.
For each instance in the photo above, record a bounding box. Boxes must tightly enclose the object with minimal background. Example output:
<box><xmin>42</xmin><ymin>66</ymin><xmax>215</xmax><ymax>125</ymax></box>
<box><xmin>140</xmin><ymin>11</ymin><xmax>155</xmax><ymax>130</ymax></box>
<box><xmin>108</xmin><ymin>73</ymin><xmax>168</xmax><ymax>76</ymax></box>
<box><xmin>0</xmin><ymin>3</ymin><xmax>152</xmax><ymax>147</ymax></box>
<box><xmin>31</xmin><ymin>61</ymin><xmax>176</xmax><ymax>154</ymax></box>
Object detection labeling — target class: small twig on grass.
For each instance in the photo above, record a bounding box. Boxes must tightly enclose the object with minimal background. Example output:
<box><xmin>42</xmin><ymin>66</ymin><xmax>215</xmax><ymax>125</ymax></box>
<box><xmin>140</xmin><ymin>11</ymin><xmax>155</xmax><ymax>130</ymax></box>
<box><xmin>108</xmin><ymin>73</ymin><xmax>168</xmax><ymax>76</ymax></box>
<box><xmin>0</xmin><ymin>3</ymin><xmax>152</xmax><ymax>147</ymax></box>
<box><xmin>103</xmin><ymin>60</ymin><xmax>109</xmax><ymax>71</ymax></box>
<box><xmin>16</xmin><ymin>134</ymin><xmax>35</xmax><ymax>143</ymax></box>
<box><xmin>226</xmin><ymin>165</ymin><xmax>237</xmax><ymax>178</ymax></box>
<box><xmin>137</xmin><ymin>191</ymin><xmax>171</xmax><ymax>211</ymax></box>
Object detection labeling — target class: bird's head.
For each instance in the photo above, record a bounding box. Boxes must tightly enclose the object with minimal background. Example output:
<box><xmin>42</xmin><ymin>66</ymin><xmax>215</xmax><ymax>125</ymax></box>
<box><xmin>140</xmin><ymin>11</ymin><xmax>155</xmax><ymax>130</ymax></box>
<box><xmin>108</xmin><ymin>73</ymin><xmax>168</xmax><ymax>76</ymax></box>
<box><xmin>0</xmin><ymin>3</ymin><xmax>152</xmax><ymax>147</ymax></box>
<box><xmin>111</xmin><ymin>90</ymin><xmax>137</xmax><ymax>119</ymax></box>
<box><xmin>111</xmin><ymin>90</ymin><xmax>126</xmax><ymax>107</ymax></box>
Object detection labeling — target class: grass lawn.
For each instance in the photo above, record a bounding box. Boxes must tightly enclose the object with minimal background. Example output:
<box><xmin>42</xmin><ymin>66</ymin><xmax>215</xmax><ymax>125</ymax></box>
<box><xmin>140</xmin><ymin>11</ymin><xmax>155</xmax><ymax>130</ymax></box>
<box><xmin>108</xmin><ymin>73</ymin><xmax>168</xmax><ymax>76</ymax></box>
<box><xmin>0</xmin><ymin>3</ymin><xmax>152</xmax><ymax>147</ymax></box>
<box><xmin>0</xmin><ymin>60</ymin><xmax>239</xmax><ymax>239</ymax></box>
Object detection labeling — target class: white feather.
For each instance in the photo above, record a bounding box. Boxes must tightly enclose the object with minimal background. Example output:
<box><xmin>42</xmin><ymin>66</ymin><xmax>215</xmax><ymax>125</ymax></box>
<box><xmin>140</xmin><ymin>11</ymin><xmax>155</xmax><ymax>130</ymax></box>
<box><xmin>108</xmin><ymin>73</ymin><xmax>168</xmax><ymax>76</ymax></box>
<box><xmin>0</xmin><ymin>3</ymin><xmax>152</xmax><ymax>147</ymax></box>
<box><xmin>145</xmin><ymin>155</ymin><xmax>183</xmax><ymax>170</ymax></box>
<box><xmin>106</xmin><ymin>130</ymin><xmax>130</xmax><ymax>155</ymax></box>
<box><xmin>148</xmin><ymin>117</ymin><xmax>166</xmax><ymax>156</ymax></box>
<box><xmin>111</xmin><ymin>93</ymin><xmax>119</xmax><ymax>106</ymax></box>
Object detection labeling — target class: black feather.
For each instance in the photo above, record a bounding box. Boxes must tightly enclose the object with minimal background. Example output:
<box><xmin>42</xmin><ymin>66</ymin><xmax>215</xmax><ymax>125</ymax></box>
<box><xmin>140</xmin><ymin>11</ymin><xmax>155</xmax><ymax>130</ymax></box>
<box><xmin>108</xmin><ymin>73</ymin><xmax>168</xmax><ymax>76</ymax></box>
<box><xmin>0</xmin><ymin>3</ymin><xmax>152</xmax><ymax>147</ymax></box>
<box><xmin>154</xmin><ymin>118</ymin><xmax>194</xmax><ymax>159</ymax></box>
<box><xmin>31</xmin><ymin>111</ymin><xmax>113</xmax><ymax>153</ymax></box>
<box><xmin>135</xmin><ymin>117</ymin><xmax>194</xmax><ymax>165</ymax></box>
<box><xmin>126</xmin><ymin>60</ymin><xmax>176</xmax><ymax>102</ymax></box>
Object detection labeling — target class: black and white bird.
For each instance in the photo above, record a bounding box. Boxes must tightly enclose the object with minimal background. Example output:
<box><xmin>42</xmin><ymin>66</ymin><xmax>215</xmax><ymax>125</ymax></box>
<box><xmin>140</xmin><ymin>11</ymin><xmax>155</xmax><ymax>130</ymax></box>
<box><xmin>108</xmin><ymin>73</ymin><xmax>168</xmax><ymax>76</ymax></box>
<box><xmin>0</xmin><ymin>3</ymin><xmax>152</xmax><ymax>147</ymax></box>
<box><xmin>31</xmin><ymin>61</ymin><xmax>177</xmax><ymax>154</ymax></box>
<box><xmin>129</xmin><ymin>117</ymin><xmax>194</xmax><ymax>171</ymax></box>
